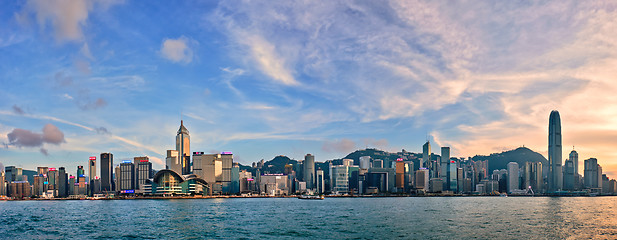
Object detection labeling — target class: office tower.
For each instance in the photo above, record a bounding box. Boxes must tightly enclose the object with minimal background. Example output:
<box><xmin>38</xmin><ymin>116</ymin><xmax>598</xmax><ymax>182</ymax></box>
<box><xmin>602</xmin><ymin>174</ymin><xmax>610</xmax><ymax>194</ymax></box>
<box><xmin>120</xmin><ymin>160</ymin><xmax>135</xmax><ymax>191</ymax></box>
<box><xmin>193</xmin><ymin>152</ymin><xmax>223</xmax><ymax>193</ymax></box>
<box><xmin>5</xmin><ymin>166</ymin><xmax>22</xmax><ymax>183</ymax></box>
<box><xmin>548</xmin><ymin>110</ymin><xmax>562</xmax><ymax>191</ymax></box>
<box><xmin>448</xmin><ymin>160</ymin><xmax>457</xmax><ymax>191</ymax></box>
<box><xmin>176</xmin><ymin>120</ymin><xmax>191</xmax><ymax>175</ymax></box>
<box><xmin>506</xmin><ymin>162</ymin><xmax>519</xmax><ymax>193</ymax></box>
<box><xmin>100</xmin><ymin>153</ymin><xmax>113</xmax><ymax>192</ymax></box>
<box><xmin>76</xmin><ymin>166</ymin><xmax>85</xmax><ymax>183</ymax></box>
<box><xmin>68</xmin><ymin>175</ymin><xmax>76</xmax><ymax>195</ymax></box>
<box><xmin>221</xmin><ymin>152</ymin><xmax>233</xmax><ymax>194</ymax></box>
<box><xmin>57</xmin><ymin>167</ymin><xmax>68</xmax><ymax>197</ymax></box>
<box><xmin>584</xmin><ymin>158</ymin><xmax>599</xmax><ymax>188</ymax></box>
<box><xmin>89</xmin><ymin>156</ymin><xmax>97</xmax><ymax>182</ymax></box>
<box><xmin>48</xmin><ymin>168</ymin><xmax>57</xmax><ymax>193</ymax></box>
<box><xmin>331</xmin><ymin>165</ymin><xmax>350</xmax><ymax>194</ymax></box>
<box><xmin>316</xmin><ymin>169</ymin><xmax>325</xmax><ymax>194</ymax></box>
<box><xmin>457</xmin><ymin>168</ymin><xmax>464</xmax><ymax>193</ymax></box>
<box><xmin>415</xmin><ymin>168</ymin><xmax>429</xmax><ymax>190</ymax></box>
<box><xmin>0</xmin><ymin>171</ymin><xmax>5</xmax><ymax>196</ymax></box>
<box><xmin>231</xmin><ymin>163</ymin><xmax>240</xmax><ymax>194</ymax></box>
<box><xmin>440</xmin><ymin>147</ymin><xmax>450</xmax><ymax>187</ymax></box>
<box><xmin>114</xmin><ymin>165</ymin><xmax>121</xmax><ymax>192</ymax></box>
<box><xmin>422</xmin><ymin>141</ymin><xmax>431</xmax><ymax>169</ymax></box>
<box><xmin>569</xmin><ymin>150</ymin><xmax>579</xmax><ymax>176</ymax></box>
<box><xmin>563</xmin><ymin>159</ymin><xmax>575</xmax><ymax>190</ymax></box>
<box><xmin>134</xmin><ymin>157</ymin><xmax>152</xmax><ymax>190</ymax></box>
<box><xmin>405</xmin><ymin>162</ymin><xmax>414</xmax><ymax>190</ymax></box>
<box><xmin>166</xmin><ymin>150</ymin><xmax>182</xmax><ymax>175</ymax></box>
<box><xmin>359</xmin><ymin>156</ymin><xmax>371</xmax><ymax>169</ymax></box>
<box><xmin>395</xmin><ymin>159</ymin><xmax>405</xmax><ymax>191</ymax></box>
<box><xmin>304</xmin><ymin>154</ymin><xmax>315</xmax><ymax>189</ymax></box>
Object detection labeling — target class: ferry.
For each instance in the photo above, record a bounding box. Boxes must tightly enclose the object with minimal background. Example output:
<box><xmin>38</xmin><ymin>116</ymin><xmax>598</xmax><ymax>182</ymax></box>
<box><xmin>298</xmin><ymin>194</ymin><xmax>325</xmax><ymax>200</ymax></box>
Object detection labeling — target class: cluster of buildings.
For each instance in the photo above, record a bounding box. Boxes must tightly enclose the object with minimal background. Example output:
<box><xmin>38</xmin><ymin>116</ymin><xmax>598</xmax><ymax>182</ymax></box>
<box><xmin>0</xmin><ymin>111</ymin><xmax>616</xmax><ymax>199</ymax></box>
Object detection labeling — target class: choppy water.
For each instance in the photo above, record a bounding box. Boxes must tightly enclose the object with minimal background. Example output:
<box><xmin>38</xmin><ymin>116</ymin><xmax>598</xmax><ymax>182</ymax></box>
<box><xmin>0</xmin><ymin>197</ymin><xmax>616</xmax><ymax>239</ymax></box>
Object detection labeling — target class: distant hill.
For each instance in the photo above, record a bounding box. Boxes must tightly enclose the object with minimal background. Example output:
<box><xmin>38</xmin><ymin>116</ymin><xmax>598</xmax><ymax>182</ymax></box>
<box><xmin>472</xmin><ymin>147</ymin><xmax>547</xmax><ymax>172</ymax></box>
<box><xmin>260</xmin><ymin>155</ymin><xmax>300</xmax><ymax>174</ymax></box>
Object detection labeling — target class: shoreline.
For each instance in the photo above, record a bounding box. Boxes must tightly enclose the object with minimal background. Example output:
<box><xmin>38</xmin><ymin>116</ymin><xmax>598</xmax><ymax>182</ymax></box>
<box><xmin>2</xmin><ymin>194</ymin><xmax>615</xmax><ymax>201</ymax></box>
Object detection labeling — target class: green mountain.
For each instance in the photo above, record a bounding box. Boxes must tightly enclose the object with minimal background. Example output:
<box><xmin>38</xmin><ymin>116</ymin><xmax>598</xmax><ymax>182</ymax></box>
<box><xmin>260</xmin><ymin>155</ymin><xmax>300</xmax><ymax>174</ymax></box>
<box><xmin>471</xmin><ymin>147</ymin><xmax>548</xmax><ymax>172</ymax></box>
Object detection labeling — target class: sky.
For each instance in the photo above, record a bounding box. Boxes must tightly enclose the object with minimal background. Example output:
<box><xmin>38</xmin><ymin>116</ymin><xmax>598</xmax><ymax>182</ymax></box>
<box><xmin>1</xmin><ymin>1</ymin><xmax>617</xmax><ymax>178</ymax></box>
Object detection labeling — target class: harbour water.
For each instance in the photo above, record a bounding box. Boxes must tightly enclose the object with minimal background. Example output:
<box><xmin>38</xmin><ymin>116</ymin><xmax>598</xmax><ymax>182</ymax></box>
<box><xmin>1</xmin><ymin>197</ymin><xmax>616</xmax><ymax>239</ymax></box>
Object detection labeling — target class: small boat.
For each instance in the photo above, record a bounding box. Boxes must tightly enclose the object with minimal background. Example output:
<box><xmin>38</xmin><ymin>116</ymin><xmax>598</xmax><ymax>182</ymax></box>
<box><xmin>298</xmin><ymin>194</ymin><xmax>325</xmax><ymax>200</ymax></box>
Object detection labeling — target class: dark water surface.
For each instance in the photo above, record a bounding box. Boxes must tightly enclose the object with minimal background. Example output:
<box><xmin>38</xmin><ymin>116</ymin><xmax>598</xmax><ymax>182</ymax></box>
<box><xmin>1</xmin><ymin>197</ymin><xmax>616</xmax><ymax>239</ymax></box>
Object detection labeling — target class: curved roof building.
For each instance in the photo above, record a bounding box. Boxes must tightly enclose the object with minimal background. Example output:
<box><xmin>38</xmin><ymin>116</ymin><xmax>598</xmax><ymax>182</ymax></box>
<box><xmin>144</xmin><ymin>169</ymin><xmax>210</xmax><ymax>196</ymax></box>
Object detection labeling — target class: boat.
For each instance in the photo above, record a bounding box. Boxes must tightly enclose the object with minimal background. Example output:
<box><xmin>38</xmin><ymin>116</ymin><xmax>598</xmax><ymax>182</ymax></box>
<box><xmin>298</xmin><ymin>194</ymin><xmax>325</xmax><ymax>200</ymax></box>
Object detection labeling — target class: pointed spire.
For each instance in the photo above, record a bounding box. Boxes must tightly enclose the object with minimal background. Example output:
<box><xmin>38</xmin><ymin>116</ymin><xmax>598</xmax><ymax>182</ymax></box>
<box><xmin>177</xmin><ymin>120</ymin><xmax>189</xmax><ymax>135</ymax></box>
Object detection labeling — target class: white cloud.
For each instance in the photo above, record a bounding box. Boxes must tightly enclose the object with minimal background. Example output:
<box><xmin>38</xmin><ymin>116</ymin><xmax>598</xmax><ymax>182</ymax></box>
<box><xmin>18</xmin><ymin>0</ymin><xmax>123</xmax><ymax>42</ymax></box>
<box><xmin>160</xmin><ymin>36</ymin><xmax>195</xmax><ymax>63</ymax></box>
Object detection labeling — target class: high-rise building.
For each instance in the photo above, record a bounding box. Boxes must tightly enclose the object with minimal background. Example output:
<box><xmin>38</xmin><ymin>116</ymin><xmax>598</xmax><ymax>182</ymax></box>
<box><xmin>548</xmin><ymin>110</ymin><xmax>562</xmax><ymax>192</ymax></box>
<box><xmin>506</xmin><ymin>162</ymin><xmax>519</xmax><ymax>193</ymax></box>
<box><xmin>134</xmin><ymin>157</ymin><xmax>152</xmax><ymax>190</ymax></box>
<box><xmin>584</xmin><ymin>158</ymin><xmax>600</xmax><ymax>189</ymax></box>
<box><xmin>5</xmin><ymin>166</ymin><xmax>22</xmax><ymax>183</ymax></box>
<box><xmin>448</xmin><ymin>160</ymin><xmax>457</xmax><ymax>191</ymax></box>
<box><xmin>114</xmin><ymin>165</ymin><xmax>121</xmax><ymax>192</ymax></box>
<box><xmin>331</xmin><ymin>165</ymin><xmax>349</xmax><ymax>194</ymax></box>
<box><xmin>120</xmin><ymin>160</ymin><xmax>135</xmax><ymax>191</ymax></box>
<box><xmin>395</xmin><ymin>159</ymin><xmax>405</xmax><ymax>191</ymax></box>
<box><xmin>304</xmin><ymin>154</ymin><xmax>315</xmax><ymax>189</ymax></box>
<box><xmin>48</xmin><ymin>168</ymin><xmax>57</xmax><ymax>193</ymax></box>
<box><xmin>523</xmin><ymin>162</ymin><xmax>542</xmax><ymax>193</ymax></box>
<box><xmin>316</xmin><ymin>169</ymin><xmax>325</xmax><ymax>194</ymax></box>
<box><xmin>220</xmin><ymin>152</ymin><xmax>234</xmax><ymax>194</ymax></box>
<box><xmin>563</xmin><ymin>159</ymin><xmax>575</xmax><ymax>190</ymax></box>
<box><xmin>359</xmin><ymin>156</ymin><xmax>371</xmax><ymax>169</ymax></box>
<box><xmin>415</xmin><ymin>168</ymin><xmax>429</xmax><ymax>190</ymax></box>
<box><xmin>440</xmin><ymin>147</ymin><xmax>450</xmax><ymax>189</ymax></box>
<box><xmin>76</xmin><ymin>166</ymin><xmax>85</xmax><ymax>183</ymax></box>
<box><xmin>422</xmin><ymin>141</ymin><xmax>431</xmax><ymax>169</ymax></box>
<box><xmin>100</xmin><ymin>153</ymin><xmax>113</xmax><ymax>192</ymax></box>
<box><xmin>0</xmin><ymin>171</ymin><xmax>5</xmax><ymax>196</ymax></box>
<box><xmin>166</xmin><ymin>150</ymin><xmax>182</xmax><ymax>175</ymax></box>
<box><xmin>176</xmin><ymin>120</ymin><xmax>191</xmax><ymax>175</ymax></box>
<box><xmin>89</xmin><ymin>156</ymin><xmax>97</xmax><ymax>182</ymax></box>
<box><xmin>569</xmin><ymin>150</ymin><xmax>579</xmax><ymax>176</ymax></box>
<box><xmin>57</xmin><ymin>167</ymin><xmax>68</xmax><ymax>198</ymax></box>
<box><xmin>193</xmin><ymin>152</ymin><xmax>223</xmax><ymax>193</ymax></box>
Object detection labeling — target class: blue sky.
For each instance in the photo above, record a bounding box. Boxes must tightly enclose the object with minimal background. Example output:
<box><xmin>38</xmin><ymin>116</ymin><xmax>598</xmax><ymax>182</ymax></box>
<box><xmin>1</xmin><ymin>1</ymin><xmax>617</xmax><ymax>178</ymax></box>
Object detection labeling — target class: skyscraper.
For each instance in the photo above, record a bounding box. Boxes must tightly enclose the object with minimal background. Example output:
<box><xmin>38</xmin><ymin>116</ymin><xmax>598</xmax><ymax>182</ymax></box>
<box><xmin>569</xmin><ymin>149</ymin><xmax>579</xmax><ymax>176</ymax></box>
<box><xmin>304</xmin><ymin>154</ymin><xmax>315</xmax><ymax>189</ymax></box>
<box><xmin>166</xmin><ymin>150</ymin><xmax>181</xmax><ymax>175</ymax></box>
<box><xmin>134</xmin><ymin>157</ymin><xmax>152</xmax><ymax>190</ymax></box>
<box><xmin>58</xmin><ymin>167</ymin><xmax>68</xmax><ymax>197</ymax></box>
<box><xmin>506</xmin><ymin>162</ymin><xmax>519</xmax><ymax>193</ymax></box>
<box><xmin>76</xmin><ymin>166</ymin><xmax>85</xmax><ymax>183</ymax></box>
<box><xmin>548</xmin><ymin>110</ymin><xmax>562</xmax><ymax>192</ymax></box>
<box><xmin>120</xmin><ymin>160</ymin><xmax>135</xmax><ymax>191</ymax></box>
<box><xmin>100</xmin><ymin>153</ymin><xmax>113</xmax><ymax>192</ymax></box>
<box><xmin>89</xmin><ymin>156</ymin><xmax>96</xmax><ymax>182</ymax></box>
<box><xmin>584</xmin><ymin>158</ymin><xmax>599</xmax><ymax>189</ymax></box>
<box><xmin>422</xmin><ymin>141</ymin><xmax>431</xmax><ymax>169</ymax></box>
<box><xmin>176</xmin><ymin>120</ymin><xmax>191</xmax><ymax>175</ymax></box>
<box><xmin>440</xmin><ymin>147</ymin><xmax>450</xmax><ymax>189</ymax></box>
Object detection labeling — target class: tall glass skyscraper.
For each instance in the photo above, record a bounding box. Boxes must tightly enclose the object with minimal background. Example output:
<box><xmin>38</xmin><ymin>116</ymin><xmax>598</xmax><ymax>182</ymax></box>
<box><xmin>422</xmin><ymin>141</ymin><xmax>431</xmax><ymax>169</ymax></box>
<box><xmin>176</xmin><ymin>120</ymin><xmax>191</xmax><ymax>175</ymax></box>
<box><xmin>304</xmin><ymin>154</ymin><xmax>315</xmax><ymax>189</ymax></box>
<box><xmin>100</xmin><ymin>152</ymin><xmax>113</xmax><ymax>192</ymax></box>
<box><xmin>548</xmin><ymin>110</ymin><xmax>562</xmax><ymax>192</ymax></box>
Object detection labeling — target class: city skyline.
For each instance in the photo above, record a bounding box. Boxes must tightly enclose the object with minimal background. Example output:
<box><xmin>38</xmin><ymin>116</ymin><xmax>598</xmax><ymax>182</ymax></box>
<box><xmin>2</xmin><ymin>1</ymin><xmax>617</xmax><ymax>178</ymax></box>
